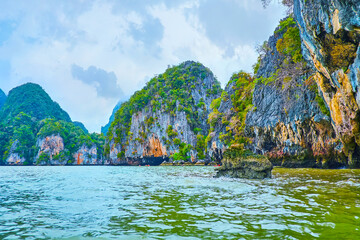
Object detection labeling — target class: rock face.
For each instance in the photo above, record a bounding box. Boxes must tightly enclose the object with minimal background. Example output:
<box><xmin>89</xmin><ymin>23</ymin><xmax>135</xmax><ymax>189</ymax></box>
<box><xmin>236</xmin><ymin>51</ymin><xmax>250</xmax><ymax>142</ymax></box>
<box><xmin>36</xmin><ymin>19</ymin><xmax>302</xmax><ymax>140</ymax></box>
<box><xmin>5</xmin><ymin>140</ymin><xmax>26</xmax><ymax>165</ymax></box>
<box><xmin>245</xmin><ymin>18</ymin><xmax>343</xmax><ymax>168</ymax></box>
<box><xmin>73</xmin><ymin>145</ymin><xmax>100</xmax><ymax>165</ymax></box>
<box><xmin>35</xmin><ymin>134</ymin><xmax>103</xmax><ymax>165</ymax></box>
<box><xmin>6</xmin><ymin>153</ymin><xmax>26</xmax><ymax>165</ymax></box>
<box><xmin>208</xmin><ymin>17</ymin><xmax>344</xmax><ymax>168</ymax></box>
<box><xmin>215</xmin><ymin>146</ymin><xmax>273</xmax><ymax>179</ymax></box>
<box><xmin>105</xmin><ymin>61</ymin><xmax>222</xmax><ymax>165</ymax></box>
<box><xmin>294</xmin><ymin>0</ymin><xmax>360</xmax><ymax>167</ymax></box>
<box><xmin>36</xmin><ymin>135</ymin><xmax>66</xmax><ymax>165</ymax></box>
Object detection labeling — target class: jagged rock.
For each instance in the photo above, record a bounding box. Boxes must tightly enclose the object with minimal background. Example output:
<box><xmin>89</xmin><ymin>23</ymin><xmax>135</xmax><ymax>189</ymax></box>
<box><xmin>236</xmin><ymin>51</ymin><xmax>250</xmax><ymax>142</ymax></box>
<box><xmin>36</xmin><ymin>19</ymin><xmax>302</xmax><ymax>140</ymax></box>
<box><xmin>294</xmin><ymin>0</ymin><xmax>360</xmax><ymax>167</ymax></box>
<box><xmin>207</xmin><ymin>14</ymin><xmax>349</xmax><ymax>168</ymax></box>
<box><xmin>215</xmin><ymin>146</ymin><xmax>273</xmax><ymax>179</ymax></box>
<box><xmin>35</xmin><ymin>135</ymin><xmax>103</xmax><ymax>165</ymax></box>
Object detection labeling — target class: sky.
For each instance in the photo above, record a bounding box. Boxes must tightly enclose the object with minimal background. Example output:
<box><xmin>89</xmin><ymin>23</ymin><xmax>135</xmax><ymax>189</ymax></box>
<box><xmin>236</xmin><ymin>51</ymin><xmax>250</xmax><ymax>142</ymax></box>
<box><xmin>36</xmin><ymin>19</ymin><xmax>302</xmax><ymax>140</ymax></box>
<box><xmin>0</xmin><ymin>0</ymin><xmax>287</xmax><ymax>133</ymax></box>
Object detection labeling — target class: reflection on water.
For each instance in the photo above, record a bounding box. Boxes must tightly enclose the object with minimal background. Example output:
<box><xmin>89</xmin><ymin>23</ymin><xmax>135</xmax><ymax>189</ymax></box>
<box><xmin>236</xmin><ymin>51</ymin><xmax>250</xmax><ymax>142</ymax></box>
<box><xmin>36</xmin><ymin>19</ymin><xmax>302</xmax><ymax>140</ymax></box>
<box><xmin>0</xmin><ymin>166</ymin><xmax>359</xmax><ymax>239</ymax></box>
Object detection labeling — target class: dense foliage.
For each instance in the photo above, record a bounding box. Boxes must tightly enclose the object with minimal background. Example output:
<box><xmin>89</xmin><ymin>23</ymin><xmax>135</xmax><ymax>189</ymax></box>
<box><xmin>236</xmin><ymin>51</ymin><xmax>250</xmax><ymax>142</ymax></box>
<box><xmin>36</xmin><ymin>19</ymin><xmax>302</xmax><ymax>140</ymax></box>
<box><xmin>0</xmin><ymin>83</ymin><xmax>71</xmax><ymax>123</ymax></box>
<box><xmin>0</xmin><ymin>112</ymin><xmax>37</xmax><ymax>164</ymax></box>
<box><xmin>73</xmin><ymin>121</ymin><xmax>89</xmax><ymax>134</ymax></box>
<box><xmin>275</xmin><ymin>16</ymin><xmax>303</xmax><ymax>64</ymax></box>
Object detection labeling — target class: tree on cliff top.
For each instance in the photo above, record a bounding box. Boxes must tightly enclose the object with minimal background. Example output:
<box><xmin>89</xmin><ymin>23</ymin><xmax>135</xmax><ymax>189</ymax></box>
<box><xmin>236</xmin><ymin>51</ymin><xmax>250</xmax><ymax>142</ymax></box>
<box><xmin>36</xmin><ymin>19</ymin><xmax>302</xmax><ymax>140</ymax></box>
<box><xmin>261</xmin><ymin>0</ymin><xmax>293</xmax><ymax>14</ymax></box>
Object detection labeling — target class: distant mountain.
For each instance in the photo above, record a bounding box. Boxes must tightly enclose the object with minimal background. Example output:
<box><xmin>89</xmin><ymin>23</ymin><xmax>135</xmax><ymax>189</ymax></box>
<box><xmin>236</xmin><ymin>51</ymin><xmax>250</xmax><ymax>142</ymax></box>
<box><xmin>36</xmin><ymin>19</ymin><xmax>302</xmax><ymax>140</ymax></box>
<box><xmin>0</xmin><ymin>89</ymin><xmax>6</xmax><ymax>109</ymax></box>
<box><xmin>0</xmin><ymin>82</ymin><xmax>104</xmax><ymax>166</ymax></box>
<box><xmin>101</xmin><ymin>100</ymin><xmax>124</xmax><ymax>135</ymax></box>
<box><xmin>0</xmin><ymin>83</ymin><xmax>71</xmax><ymax>122</ymax></box>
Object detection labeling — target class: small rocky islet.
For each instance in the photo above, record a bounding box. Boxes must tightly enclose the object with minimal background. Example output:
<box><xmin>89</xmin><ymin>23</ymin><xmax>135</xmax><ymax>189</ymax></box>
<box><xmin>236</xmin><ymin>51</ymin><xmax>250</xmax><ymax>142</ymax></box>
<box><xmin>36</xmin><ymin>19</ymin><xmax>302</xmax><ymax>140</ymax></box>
<box><xmin>214</xmin><ymin>144</ymin><xmax>273</xmax><ymax>179</ymax></box>
<box><xmin>1</xmin><ymin>0</ymin><xmax>360</xmax><ymax>179</ymax></box>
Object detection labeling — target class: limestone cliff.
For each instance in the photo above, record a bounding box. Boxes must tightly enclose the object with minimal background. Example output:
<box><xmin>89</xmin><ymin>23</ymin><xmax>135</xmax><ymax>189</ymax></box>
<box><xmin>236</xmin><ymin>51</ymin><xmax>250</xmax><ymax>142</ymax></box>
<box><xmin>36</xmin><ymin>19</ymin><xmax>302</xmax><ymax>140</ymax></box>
<box><xmin>206</xmin><ymin>72</ymin><xmax>254</xmax><ymax>163</ymax></box>
<box><xmin>73</xmin><ymin>144</ymin><xmax>100</xmax><ymax>165</ymax></box>
<box><xmin>5</xmin><ymin>140</ymin><xmax>26</xmax><ymax>165</ymax></box>
<box><xmin>208</xmin><ymin>16</ymin><xmax>345</xmax><ymax>168</ymax></box>
<box><xmin>36</xmin><ymin>134</ymin><xmax>66</xmax><ymax>165</ymax></box>
<box><xmin>105</xmin><ymin>61</ymin><xmax>222</xmax><ymax>165</ymax></box>
<box><xmin>294</xmin><ymin>0</ymin><xmax>360</xmax><ymax>167</ymax></box>
<box><xmin>35</xmin><ymin>134</ymin><xmax>103</xmax><ymax>165</ymax></box>
<box><xmin>245</xmin><ymin>16</ymin><xmax>344</xmax><ymax>168</ymax></box>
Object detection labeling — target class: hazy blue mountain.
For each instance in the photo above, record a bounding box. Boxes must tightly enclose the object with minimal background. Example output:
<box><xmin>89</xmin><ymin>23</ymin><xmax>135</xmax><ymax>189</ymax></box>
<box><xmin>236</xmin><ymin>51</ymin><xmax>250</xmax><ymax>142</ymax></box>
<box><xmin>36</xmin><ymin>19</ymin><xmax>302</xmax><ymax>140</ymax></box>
<box><xmin>0</xmin><ymin>89</ymin><xmax>7</xmax><ymax>110</ymax></box>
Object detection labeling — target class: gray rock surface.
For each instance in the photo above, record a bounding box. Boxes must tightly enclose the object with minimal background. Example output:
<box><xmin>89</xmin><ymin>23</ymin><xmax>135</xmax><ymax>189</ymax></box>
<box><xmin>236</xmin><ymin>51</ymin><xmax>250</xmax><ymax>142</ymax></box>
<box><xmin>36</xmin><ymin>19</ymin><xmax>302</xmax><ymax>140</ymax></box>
<box><xmin>5</xmin><ymin>140</ymin><xmax>26</xmax><ymax>165</ymax></box>
<box><xmin>294</xmin><ymin>0</ymin><xmax>360</xmax><ymax>167</ymax></box>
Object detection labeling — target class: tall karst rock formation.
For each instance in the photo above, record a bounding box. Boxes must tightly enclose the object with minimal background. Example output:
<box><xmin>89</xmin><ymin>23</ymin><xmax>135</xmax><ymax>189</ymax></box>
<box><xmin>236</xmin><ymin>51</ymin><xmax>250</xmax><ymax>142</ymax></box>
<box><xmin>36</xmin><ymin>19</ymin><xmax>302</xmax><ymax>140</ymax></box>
<box><xmin>105</xmin><ymin>61</ymin><xmax>222</xmax><ymax>165</ymax></box>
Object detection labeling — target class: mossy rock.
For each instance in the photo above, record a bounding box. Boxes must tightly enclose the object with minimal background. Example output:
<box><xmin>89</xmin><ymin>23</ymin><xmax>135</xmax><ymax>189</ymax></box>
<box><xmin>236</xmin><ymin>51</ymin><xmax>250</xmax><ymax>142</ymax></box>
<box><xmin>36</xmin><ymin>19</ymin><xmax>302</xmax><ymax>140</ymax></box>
<box><xmin>215</xmin><ymin>148</ymin><xmax>273</xmax><ymax>179</ymax></box>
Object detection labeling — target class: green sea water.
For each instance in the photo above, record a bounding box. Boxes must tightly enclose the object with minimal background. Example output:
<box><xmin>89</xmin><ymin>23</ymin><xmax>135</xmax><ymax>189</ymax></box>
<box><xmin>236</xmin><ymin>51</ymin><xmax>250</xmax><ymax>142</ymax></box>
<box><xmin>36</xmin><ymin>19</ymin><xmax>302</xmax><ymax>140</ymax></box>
<box><xmin>0</xmin><ymin>166</ymin><xmax>359</xmax><ymax>239</ymax></box>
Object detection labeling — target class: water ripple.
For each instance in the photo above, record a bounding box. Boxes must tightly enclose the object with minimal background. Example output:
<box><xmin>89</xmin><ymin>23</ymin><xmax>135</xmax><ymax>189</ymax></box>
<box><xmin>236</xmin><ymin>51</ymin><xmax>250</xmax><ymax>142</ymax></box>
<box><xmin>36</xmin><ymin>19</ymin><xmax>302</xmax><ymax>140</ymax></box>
<box><xmin>0</xmin><ymin>166</ymin><xmax>359</xmax><ymax>239</ymax></box>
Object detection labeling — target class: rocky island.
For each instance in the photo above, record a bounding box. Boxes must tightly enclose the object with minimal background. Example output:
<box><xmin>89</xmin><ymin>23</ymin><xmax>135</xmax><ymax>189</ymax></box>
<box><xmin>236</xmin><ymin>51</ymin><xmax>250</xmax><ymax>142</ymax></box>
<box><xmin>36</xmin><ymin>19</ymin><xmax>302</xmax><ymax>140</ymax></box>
<box><xmin>0</xmin><ymin>0</ymin><xmax>359</xmax><ymax>175</ymax></box>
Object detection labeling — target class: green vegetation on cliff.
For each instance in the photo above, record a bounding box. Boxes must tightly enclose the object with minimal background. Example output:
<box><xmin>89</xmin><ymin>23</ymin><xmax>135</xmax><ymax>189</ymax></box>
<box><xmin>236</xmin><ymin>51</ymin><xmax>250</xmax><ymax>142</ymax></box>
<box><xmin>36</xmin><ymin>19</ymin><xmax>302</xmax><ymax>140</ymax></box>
<box><xmin>276</xmin><ymin>16</ymin><xmax>303</xmax><ymax>64</ymax></box>
<box><xmin>208</xmin><ymin>71</ymin><xmax>255</xmax><ymax>147</ymax></box>
<box><xmin>0</xmin><ymin>83</ymin><xmax>104</xmax><ymax>165</ymax></box>
<box><xmin>38</xmin><ymin>119</ymin><xmax>105</xmax><ymax>161</ymax></box>
<box><xmin>257</xmin><ymin>16</ymin><xmax>307</xmax><ymax>88</ymax></box>
<box><xmin>106</xmin><ymin>61</ymin><xmax>222</xmax><ymax>161</ymax></box>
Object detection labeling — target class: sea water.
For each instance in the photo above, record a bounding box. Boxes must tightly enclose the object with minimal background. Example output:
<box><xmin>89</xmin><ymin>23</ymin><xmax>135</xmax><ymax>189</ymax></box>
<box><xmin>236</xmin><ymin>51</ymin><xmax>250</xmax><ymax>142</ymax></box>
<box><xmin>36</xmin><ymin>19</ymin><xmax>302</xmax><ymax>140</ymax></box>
<box><xmin>0</xmin><ymin>166</ymin><xmax>359</xmax><ymax>239</ymax></box>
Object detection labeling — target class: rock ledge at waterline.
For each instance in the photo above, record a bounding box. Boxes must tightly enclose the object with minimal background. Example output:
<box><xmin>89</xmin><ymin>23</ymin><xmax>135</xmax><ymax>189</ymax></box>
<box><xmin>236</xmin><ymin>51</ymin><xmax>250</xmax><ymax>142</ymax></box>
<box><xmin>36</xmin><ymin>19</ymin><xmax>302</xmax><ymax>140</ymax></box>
<box><xmin>215</xmin><ymin>145</ymin><xmax>273</xmax><ymax>179</ymax></box>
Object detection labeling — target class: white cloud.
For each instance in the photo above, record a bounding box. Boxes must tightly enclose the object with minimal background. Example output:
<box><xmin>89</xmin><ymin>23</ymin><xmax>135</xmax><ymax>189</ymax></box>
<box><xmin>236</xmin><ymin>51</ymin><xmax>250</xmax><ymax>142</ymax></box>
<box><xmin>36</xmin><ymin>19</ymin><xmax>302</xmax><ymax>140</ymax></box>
<box><xmin>0</xmin><ymin>0</ymin><xmax>286</xmax><ymax>132</ymax></box>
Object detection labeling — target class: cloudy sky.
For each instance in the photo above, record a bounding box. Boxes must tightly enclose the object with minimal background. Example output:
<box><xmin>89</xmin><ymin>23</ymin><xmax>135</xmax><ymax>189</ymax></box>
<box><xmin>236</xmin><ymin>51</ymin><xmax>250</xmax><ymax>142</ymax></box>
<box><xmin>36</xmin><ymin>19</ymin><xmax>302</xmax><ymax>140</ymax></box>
<box><xmin>0</xmin><ymin>0</ymin><xmax>286</xmax><ymax>133</ymax></box>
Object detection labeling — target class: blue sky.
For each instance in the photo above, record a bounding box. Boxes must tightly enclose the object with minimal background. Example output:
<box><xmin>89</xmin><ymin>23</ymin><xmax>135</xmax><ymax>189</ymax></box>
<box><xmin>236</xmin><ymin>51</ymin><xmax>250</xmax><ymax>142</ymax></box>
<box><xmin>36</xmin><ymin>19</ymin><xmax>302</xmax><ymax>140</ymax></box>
<box><xmin>0</xmin><ymin>0</ymin><xmax>286</xmax><ymax>132</ymax></box>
